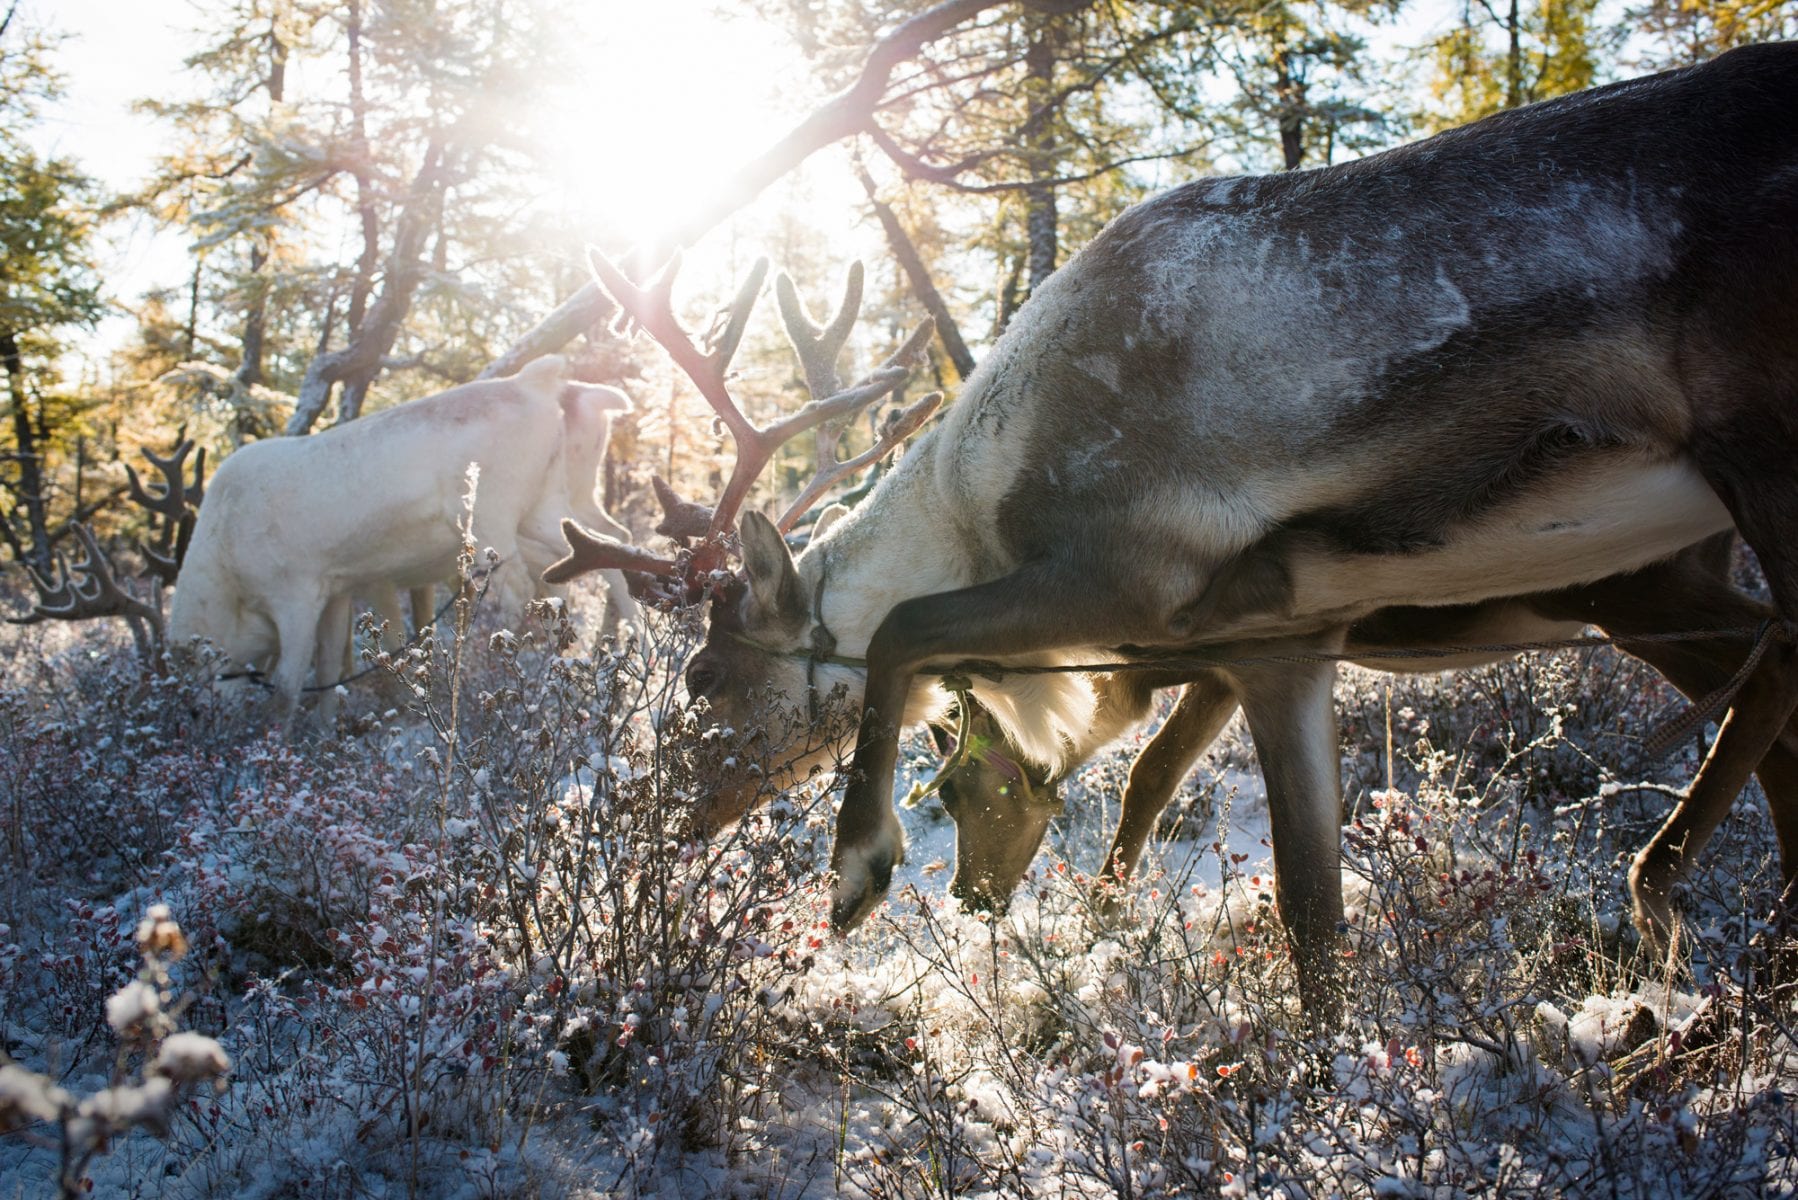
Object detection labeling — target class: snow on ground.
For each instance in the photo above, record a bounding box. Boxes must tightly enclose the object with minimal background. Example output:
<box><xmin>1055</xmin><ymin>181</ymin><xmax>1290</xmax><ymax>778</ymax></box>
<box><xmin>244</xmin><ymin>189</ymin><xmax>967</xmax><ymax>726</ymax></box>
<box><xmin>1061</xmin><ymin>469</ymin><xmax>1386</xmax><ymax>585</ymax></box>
<box><xmin>4</xmin><ymin>612</ymin><xmax>1798</xmax><ymax>1197</ymax></box>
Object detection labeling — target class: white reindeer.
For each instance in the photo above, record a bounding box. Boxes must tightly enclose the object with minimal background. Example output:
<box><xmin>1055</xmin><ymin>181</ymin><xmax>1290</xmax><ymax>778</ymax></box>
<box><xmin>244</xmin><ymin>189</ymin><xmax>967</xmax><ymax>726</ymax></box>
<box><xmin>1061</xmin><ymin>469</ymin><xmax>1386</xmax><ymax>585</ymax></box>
<box><xmin>172</xmin><ymin>354</ymin><xmax>632</xmax><ymax>717</ymax></box>
<box><xmin>325</xmin><ymin>371</ymin><xmax>642</xmax><ymax>683</ymax></box>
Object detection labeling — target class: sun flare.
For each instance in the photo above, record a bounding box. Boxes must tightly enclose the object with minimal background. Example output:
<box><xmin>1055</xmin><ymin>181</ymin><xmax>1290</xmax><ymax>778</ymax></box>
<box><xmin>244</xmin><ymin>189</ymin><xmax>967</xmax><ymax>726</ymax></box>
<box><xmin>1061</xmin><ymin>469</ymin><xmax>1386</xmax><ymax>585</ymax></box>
<box><xmin>538</xmin><ymin>2</ymin><xmax>817</xmax><ymax>247</ymax></box>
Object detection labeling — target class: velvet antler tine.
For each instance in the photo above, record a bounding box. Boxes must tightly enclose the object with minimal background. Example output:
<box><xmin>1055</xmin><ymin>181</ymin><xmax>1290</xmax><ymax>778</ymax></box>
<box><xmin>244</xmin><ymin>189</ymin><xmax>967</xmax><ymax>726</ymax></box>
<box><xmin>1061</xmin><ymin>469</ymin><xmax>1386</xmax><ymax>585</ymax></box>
<box><xmin>652</xmin><ymin>476</ymin><xmax>715</xmax><ymax>542</ymax></box>
<box><xmin>709</xmin><ymin>258</ymin><xmax>769</xmax><ymax>373</ymax></box>
<box><xmin>776</xmin><ymin>262</ymin><xmax>863</xmax><ymax>398</ymax></box>
<box><xmin>541</xmin><ymin>519</ymin><xmax>680</xmax><ymax>586</ymax></box>
<box><xmin>777</xmin><ymin>391</ymin><xmax>943</xmax><ymax>532</ymax></box>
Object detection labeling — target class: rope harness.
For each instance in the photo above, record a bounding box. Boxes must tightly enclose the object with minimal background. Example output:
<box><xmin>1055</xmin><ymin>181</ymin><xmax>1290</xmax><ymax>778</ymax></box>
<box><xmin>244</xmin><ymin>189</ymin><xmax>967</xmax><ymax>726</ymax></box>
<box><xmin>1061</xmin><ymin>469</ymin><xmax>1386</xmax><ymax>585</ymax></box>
<box><xmin>217</xmin><ymin>563</ymin><xmax>495</xmax><ymax>694</ymax></box>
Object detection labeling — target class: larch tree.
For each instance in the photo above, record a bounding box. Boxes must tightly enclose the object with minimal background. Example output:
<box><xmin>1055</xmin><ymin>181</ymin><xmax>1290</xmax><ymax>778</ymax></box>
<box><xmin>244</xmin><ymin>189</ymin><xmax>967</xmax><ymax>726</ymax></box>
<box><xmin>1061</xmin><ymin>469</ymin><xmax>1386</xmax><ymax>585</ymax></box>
<box><xmin>135</xmin><ymin>0</ymin><xmax>582</xmax><ymax>438</ymax></box>
<box><xmin>1423</xmin><ymin>0</ymin><xmax>1610</xmax><ymax>130</ymax></box>
<box><xmin>1208</xmin><ymin>0</ymin><xmax>1402</xmax><ymax>172</ymax></box>
<box><xmin>756</xmin><ymin>0</ymin><xmax>1234</xmax><ymax>355</ymax></box>
<box><xmin>1624</xmin><ymin>0</ymin><xmax>1797</xmax><ymax>67</ymax></box>
<box><xmin>132</xmin><ymin>0</ymin><xmax>329</xmax><ymax>443</ymax></box>
<box><xmin>0</xmin><ymin>8</ymin><xmax>104</xmax><ymax>573</ymax></box>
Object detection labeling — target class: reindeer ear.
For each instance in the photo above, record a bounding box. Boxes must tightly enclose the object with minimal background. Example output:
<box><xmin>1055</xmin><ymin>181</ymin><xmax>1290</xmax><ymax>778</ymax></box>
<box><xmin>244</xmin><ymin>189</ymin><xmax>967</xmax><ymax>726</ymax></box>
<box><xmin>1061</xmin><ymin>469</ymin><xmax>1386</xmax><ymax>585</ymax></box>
<box><xmin>739</xmin><ymin>511</ymin><xmax>805</xmax><ymax>628</ymax></box>
<box><xmin>811</xmin><ymin>502</ymin><xmax>851</xmax><ymax>542</ymax></box>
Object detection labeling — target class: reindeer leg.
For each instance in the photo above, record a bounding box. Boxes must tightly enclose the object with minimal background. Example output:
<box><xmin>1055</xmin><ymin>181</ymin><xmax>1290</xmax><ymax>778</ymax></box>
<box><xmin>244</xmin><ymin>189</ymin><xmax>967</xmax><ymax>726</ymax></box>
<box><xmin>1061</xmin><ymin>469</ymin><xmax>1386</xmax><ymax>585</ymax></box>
<box><xmin>312</xmin><ymin>595</ymin><xmax>351</xmax><ymax>728</ymax></box>
<box><xmin>1621</xmin><ymin>633</ymin><xmax>1798</xmax><ymax>932</ymax></box>
<box><xmin>364</xmin><ymin>583</ymin><xmax>408</xmax><ymax>653</ymax></box>
<box><xmin>1540</xmin><ymin>535</ymin><xmax>1798</xmax><ymax>945</ymax></box>
<box><xmin>268</xmin><ymin>594</ymin><xmax>324</xmax><ymax>731</ymax></box>
<box><xmin>1228</xmin><ymin>658</ymin><xmax>1347</xmax><ymax>1022</ymax></box>
<box><xmin>835</xmin><ymin>564</ymin><xmax>1177</xmax><ymax>933</ymax></box>
<box><xmin>404</xmin><ymin>586</ymin><xmax>433</xmax><ymax>637</ymax></box>
<box><xmin>479</xmin><ymin>538</ymin><xmax>536</xmax><ymax>622</ymax></box>
<box><xmin>1525</xmin><ymin>540</ymin><xmax>1798</xmax><ymax>909</ymax></box>
<box><xmin>1094</xmin><ymin>672</ymin><xmax>1239</xmax><ymax>915</ymax></box>
<box><xmin>1630</xmin><ymin>643</ymin><xmax>1798</xmax><ymax>955</ymax></box>
<box><xmin>600</xmin><ymin>568</ymin><xmax>643</xmax><ymax>640</ymax></box>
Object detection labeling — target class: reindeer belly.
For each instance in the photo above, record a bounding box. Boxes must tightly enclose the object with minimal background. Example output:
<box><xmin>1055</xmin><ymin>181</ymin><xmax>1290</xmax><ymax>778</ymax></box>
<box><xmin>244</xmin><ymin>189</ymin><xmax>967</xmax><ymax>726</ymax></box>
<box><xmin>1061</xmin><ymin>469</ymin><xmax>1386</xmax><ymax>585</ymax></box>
<box><xmin>1277</xmin><ymin>454</ymin><xmax>1733</xmax><ymax>630</ymax></box>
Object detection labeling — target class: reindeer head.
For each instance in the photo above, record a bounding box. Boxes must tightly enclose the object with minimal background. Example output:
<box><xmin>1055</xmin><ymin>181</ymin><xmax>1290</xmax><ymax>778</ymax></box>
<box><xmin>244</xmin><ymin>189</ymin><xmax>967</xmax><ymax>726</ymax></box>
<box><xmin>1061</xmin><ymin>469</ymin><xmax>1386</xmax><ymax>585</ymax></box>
<box><xmin>545</xmin><ymin>254</ymin><xmax>938</xmax><ymax>834</ymax></box>
<box><xmin>924</xmin><ymin>700</ymin><xmax>1062</xmax><ymax>915</ymax></box>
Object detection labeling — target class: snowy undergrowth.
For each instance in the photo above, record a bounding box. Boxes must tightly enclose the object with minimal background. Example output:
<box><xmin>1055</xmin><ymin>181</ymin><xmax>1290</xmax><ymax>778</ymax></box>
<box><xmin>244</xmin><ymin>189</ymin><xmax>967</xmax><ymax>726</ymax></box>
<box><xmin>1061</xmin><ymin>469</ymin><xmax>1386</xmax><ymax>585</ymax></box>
<box><xmin>3</xmin><ymin>591</ymin><xmax>1798</xmax><ymax>1198</ymax></box>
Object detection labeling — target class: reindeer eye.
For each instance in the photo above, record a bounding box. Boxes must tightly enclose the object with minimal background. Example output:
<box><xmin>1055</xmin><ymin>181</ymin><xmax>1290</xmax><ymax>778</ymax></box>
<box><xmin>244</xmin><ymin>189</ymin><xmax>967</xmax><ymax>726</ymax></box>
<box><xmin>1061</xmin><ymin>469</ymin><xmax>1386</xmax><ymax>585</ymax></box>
<box><xmin>686</xmin><ymin>661</ymin><xmax>721</xmax><ymax>700</ymax></box>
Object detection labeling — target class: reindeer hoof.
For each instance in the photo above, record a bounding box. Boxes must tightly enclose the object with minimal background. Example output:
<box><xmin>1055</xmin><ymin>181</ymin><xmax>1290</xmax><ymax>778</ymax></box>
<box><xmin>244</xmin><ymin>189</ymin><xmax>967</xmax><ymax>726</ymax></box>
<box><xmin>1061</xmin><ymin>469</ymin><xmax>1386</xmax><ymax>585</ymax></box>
<box><xmin>830</xmin><ymin>820</ymin><xmax>904</xmax><ymax>933</ymax></box>
<box><xmin>1629</xmin><ymin>851</ymin><xmax>1678</xmax><ymax>961</ymax></box>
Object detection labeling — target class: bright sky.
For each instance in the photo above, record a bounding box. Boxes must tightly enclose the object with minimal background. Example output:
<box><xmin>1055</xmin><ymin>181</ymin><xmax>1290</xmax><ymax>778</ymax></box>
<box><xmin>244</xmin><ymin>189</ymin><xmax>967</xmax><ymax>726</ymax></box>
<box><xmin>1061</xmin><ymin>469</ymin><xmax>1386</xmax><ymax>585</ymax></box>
<box><xmin>27</xmin><ymin>0</ymin><xmax>193</xmax><ymax>321</ymax></box>
<box><xmin>27</xmin><ymin>0</ymin><xmax>850</xmax><ymax>346</ymax></box>
<box><xmin>546</xmin><ymin>3</ymin><xmax>829</xmax><ymax>242</ymax></box>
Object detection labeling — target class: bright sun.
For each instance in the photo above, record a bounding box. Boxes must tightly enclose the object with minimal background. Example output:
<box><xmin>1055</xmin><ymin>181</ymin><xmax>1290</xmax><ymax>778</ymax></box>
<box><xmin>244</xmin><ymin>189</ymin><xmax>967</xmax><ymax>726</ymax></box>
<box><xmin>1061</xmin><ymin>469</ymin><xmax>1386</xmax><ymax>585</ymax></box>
<box><xmin>539</xmin><ymin>2</ymin><xmax>821</xmax><ymax>248</ymax></box>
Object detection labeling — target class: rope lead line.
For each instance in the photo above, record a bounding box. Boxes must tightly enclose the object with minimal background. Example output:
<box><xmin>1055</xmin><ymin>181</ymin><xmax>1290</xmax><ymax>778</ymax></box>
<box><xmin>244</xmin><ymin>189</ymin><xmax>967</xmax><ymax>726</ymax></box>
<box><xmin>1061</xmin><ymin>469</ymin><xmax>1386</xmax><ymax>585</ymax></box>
<box><xmin>217</xmin><ymin>560</ymin><xmax>498</xmax><ymax>694</ymax></box>
<box><xmin>1637</xmin><ymin>618</ymin><xmax>1779</xmax><ymax>764</ymax></box>
<box><xmin>901</xmin><ymin>673</ymin><xmax>974</xmax><ymax>809</ymax></box>
<box><xmin>733</xmin><ymin>621</ymin><xmax>1784</xmax><ymax>778</ymax></box>
<box><xmin>738</xmin><ymin>624</ymin><xmax>1775</xmax><ymax>681</ymax></box>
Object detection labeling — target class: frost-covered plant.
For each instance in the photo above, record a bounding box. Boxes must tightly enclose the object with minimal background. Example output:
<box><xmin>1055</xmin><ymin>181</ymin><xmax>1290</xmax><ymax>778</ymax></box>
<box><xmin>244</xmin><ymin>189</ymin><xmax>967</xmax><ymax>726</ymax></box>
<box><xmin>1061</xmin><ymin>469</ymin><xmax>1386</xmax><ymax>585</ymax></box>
<box><xmin>0</xmin><ymin>906</ymin><xmax>229</xmax><ymax>1199</ymax></box>
<box><xmin>392</xmin><ymin>589</ymin><xmax>854</xmax><ymax>1173</ymax></box>
<box><xmin>7</xmin><ymin>555</ymin><xmax>1798</xmax><ymax>1197</ymax></box>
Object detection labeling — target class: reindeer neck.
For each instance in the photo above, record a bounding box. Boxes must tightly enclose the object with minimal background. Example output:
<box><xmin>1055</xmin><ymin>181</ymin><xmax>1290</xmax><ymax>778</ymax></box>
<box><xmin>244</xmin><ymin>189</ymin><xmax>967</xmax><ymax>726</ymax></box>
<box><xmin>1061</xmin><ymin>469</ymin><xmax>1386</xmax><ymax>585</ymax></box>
<box><xmin>798</xmin><ymin>431</ymin><xmax>972</xmax><ymax>659</ymax></box>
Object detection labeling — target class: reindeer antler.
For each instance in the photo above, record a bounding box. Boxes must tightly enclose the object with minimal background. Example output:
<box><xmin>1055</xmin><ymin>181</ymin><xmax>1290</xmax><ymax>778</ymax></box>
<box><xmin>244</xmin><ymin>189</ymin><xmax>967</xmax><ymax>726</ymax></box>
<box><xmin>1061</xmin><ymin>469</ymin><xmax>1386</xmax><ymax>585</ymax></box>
<box><xmin>652</xmin><ymin>476</ymin><xmax>714</xmax><ymax>544</ymax></box>
<box><xmin>776</xmin><ymin>387</ymin><xmax>942</xmax><ymax>532</ymax></box>
<box><xmin>127</xmin><ymin>438</ymin><xmax>204</xmax><ymax>585</ymax></box>
<box><xmin>11</xmin><ymin>523</ymin><xmax>166</xmax><ymax>657</ymax></box>
<box><xmin>771</xmin><ymin>279</ymin><xmax>939</xmax><ymax>532</ymax></box>
<box><xmin>549</xmin><ymin>254</ymin><xmax>937</xmax><ymax>598</ymax></box>
<box><xmin>541</xmin><ymin>519</ymin><xmax>680</xmax><ymax>586</ymax></box>
<box><xmin>587</xmin><ymin>251</ymin><xmax>930</xmax><ymax>557</ymax></box>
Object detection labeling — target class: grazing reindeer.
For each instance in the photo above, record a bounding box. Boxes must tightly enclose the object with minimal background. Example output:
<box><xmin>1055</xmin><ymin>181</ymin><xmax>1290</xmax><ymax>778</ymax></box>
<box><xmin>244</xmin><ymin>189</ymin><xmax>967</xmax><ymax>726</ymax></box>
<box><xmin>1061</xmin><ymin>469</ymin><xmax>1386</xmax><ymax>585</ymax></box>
<box><xmin>172</xmin><ymin>355</ymin><xmax>631</xmax><ymax>717</ymax></box>
<box><xmin>557</xmin><ymin>45</ymin><xmax>1798</xmax><ymax>1016</ymax></box>
<box><xmin>317</xmin><ymin>369</ymin><xmax>643</xmax><ymax>701</ymax></box>
<box><xmin>931</xmin><ymin>534</ymin><xmax>1798</xmax><ymax>960</ymax></box>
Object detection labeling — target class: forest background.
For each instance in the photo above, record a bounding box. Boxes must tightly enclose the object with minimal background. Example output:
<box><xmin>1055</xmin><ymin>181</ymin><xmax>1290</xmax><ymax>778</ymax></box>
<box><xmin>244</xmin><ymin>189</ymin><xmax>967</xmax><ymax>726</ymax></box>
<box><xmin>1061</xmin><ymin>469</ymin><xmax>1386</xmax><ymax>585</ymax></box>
<box><xmin>6</xmin><ymin>0</ymin><xmax>1794</xmax><ymax>572</ymax></box>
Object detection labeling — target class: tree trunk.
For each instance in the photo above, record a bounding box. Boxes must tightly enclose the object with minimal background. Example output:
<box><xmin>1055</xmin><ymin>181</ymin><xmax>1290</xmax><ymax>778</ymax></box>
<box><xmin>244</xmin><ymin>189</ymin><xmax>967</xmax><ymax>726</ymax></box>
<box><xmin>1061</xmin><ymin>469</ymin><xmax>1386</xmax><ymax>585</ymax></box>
<box><xmin>237</xmin><ymin>243</ymin><xmax>269</xmax><ymax>389</ymax></box>
<box><xmin>338</xmin><ymin>376</ymin><xmax>372</xmax><ymax>423</ymax></box>
<box><xmin>1506</xmin><ymin>0</ymin><xmax>1524</xmax><ymax>108</ymax></box>
<box><xmin>235</xmin><ymin>24</ymin><xmax>286</xmax><ymax>391</ymax></box>
<box><xmin>1021</xmin><ymin>19</ymin><xmax>1060</xmax><ymax>298</ymax></box>
<box><xmin>1274</xmin><ymin>42</ymin><xmax>1306</xmax><ymax>170</ymax></box>
<box><xmin>183</xmin><ymin>258</ymin><xmax>202</xmax><ymax>360</ymax></box>
<box><xmin>480</xmin><ymin>284</ymin><xmax>615</xmax><ymax>381</ymax></box>
<box><xmin>286</xmin><ymin>143</ymin><xmax>448</xmax><ymax>435</ymax></box>
<box><xmin>344</xmin><ymin>0</ymin><xmax>380</xmax><ymax>338</ymax></box>
<box><xmin>1</xmin><ymin>332</ymin><xmax>52</xmax><ymax>572</ymax></box>
<box><xmin>996</xmin><ymin>252</ymin><xmax>1025</xmax><ymax>335</ymax></box>
<box><xmin>856</xmin><ymin>167</ymin><xmax>976</xmax><ymax>380</ymax></box>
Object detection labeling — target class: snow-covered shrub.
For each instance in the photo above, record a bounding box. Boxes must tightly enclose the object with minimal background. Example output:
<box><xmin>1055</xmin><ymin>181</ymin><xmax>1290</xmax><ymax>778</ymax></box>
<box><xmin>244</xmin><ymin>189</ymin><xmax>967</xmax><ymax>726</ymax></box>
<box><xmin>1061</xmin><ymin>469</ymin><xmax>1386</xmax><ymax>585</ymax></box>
<box><xmin>5</xmin><ymin>553</ymin><xmax>1798</xmax><ymax>1197</ymax></box>
<box><xmin>0</xmin><ymin>906</ymin><xmax>229</xmax><ymax>1199</ymax></box>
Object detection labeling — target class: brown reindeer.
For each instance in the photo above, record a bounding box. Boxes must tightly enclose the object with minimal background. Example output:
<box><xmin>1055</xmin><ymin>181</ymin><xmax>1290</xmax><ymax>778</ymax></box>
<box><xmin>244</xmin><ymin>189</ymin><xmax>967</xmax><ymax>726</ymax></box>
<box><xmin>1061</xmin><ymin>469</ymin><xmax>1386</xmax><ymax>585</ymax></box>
<box><xmin>554</xmin><ymin>45</ymin><xmax>1798</xmax><ymax>1017</ymax></box>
